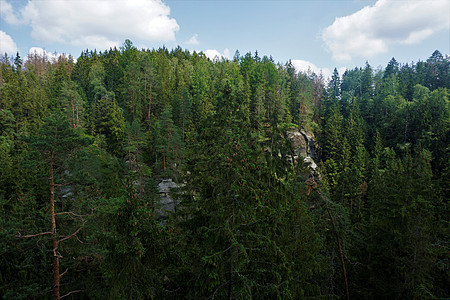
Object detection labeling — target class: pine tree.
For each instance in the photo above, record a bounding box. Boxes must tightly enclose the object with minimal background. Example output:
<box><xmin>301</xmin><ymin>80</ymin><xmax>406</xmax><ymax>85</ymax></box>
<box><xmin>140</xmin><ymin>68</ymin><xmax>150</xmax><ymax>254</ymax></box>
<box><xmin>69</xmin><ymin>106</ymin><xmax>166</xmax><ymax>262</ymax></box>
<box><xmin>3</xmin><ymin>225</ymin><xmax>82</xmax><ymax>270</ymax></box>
<box><xmin>180</xmin><ymin>70</ymin><xmax>293</xmax><ymax>298</ymax></box>
<box><xmin>364</xmin><ymin>148</ymin><xmax>440</xmax><ymax>298</ymax></box>
<box><xmin>59</xmin><ymin>81</ymin><xmax>84</xmax><ymax>129</ymax></box>
<box><xmin>328</xmin><ymin>68</ymin><xmax>341</xmax><ymax>102</ymax></box>
<box><xmin>24</xmin><ymin>114</ymin><xmax>91</xmax><ymax>299</ymax></box>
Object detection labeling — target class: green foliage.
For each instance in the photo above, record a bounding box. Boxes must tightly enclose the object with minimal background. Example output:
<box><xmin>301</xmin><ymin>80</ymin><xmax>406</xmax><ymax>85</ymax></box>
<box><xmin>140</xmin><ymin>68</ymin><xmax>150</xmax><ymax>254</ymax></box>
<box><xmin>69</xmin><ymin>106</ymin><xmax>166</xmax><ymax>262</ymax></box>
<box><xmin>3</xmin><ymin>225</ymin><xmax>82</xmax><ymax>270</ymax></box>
<box><xmin>90</xmin><ymin>97</ymin><xmax>126</xmax><ymax>155</ymax></box>
<box><xmin>0</xmin><ymin>44</ymin><xmax>448</xmax><ymax>299</ymax></box>
<box><xmin>320</xmin><ymin>51</ymin><xmax>449</xmax><ymax>298</ymax></box>
<box><xmin>359</xmin><ymin>149</ymin><xmax>441</xmax><ymax>298</ymax></box>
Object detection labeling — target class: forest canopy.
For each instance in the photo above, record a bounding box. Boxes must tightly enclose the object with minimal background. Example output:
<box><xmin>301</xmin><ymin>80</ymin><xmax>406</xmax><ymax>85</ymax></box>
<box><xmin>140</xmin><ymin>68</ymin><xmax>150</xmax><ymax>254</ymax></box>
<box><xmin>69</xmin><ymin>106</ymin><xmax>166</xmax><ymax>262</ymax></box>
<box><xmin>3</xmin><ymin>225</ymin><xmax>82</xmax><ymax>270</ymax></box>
<box><xmin>0</xmin><ymin>42</ymin><xmax>448</xmax><ymax>299</ymax></box>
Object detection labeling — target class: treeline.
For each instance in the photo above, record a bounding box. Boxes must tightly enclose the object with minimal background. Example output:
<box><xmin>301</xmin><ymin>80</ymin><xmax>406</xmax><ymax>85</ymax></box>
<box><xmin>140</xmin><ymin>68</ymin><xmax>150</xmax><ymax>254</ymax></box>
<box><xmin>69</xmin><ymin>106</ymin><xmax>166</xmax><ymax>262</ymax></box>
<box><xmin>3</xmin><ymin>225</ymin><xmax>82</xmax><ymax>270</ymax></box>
<box><xmin>0</xmin><ymin>41</ymin><xmax>448</xmax><ymax>298</ymax></box>
<box><xmin>319</xmin><ymin>52</ymin><xmax>449</xmax><ymax>298</ymax></box>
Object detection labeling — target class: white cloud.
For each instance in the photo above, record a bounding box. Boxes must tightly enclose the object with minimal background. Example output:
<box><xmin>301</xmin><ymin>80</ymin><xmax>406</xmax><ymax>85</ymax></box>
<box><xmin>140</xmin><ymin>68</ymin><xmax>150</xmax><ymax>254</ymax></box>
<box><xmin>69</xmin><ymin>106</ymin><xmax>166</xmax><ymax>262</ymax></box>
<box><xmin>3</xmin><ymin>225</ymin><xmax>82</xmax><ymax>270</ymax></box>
<box><xmin>337</xmin><ymin>67</ymin><xmax>347</xmax><ymax>76</ymax></box>
<box><xmin>27</xmin><ymin>47</ymin><xmax>65</xmax><ymax>62</ymax></box>
<box><xmin>187</xmin><ymin>34</ymin><xmax>199</xmax><ymax>45</ymax></box>
<box><xmin>204</xmin><ymin>48</ymin><xmax>230</xmax><ymax>61</ymax></box>
<box><xmin>6</xmin><ymin>0</ymin><xmax>179</xmax><ymax>50</ymax></box>
<box><xmin>322</xmin><ymin>0</ymin><xmax>450</xmax><ymax>62</ymax></box>
<box><xmin>291</xmin><ymin>59</ymin><xmax>347</xmax><ymax>81</ymax></box>
<box><xmin>291</xmin><ymin>59</ymin><xmax>329</xmax><ymax>78</ymax></box>
<box><xmin>0</xmin><ymin>0</ymin><xmax>23</xmax><ymax>24</ymax></box>
<box><xmin>0</xmin><ymin>31</ymin><xmax>18</xmax><ymax>55</ymax></box>
<box><xmin>223</xmin><ymin>48</ymin><xmax>230</xmax><ymax>59</ymax></box>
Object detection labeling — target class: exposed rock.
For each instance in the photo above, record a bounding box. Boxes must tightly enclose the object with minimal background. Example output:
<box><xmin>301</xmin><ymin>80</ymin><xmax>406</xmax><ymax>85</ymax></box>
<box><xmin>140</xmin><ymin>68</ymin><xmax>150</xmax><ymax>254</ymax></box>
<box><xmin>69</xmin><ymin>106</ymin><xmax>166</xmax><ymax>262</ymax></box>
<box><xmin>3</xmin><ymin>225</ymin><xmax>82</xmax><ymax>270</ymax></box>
<box><xmin>303</xmin><ymin>156</ymin><xmax>317</xmax><ymax>171</ymax></box>
<box><xmin>286</xmin><ymin>130</ymin><xmax>308</xmax><ymax>158</ymax></box>
<box><xmin>286</xmin><ymin>129</ymin><xmax>319</xmax><ymax>174</ymax></box>
<box><xmin>300</xmin><ymin>129</ymin><xmax>318</xmax><ymax>161</ymax></box>
<box><xmin>157</xmin><ymin>179</ymin><xmax>179</xmax><ymax>219</ymax></box>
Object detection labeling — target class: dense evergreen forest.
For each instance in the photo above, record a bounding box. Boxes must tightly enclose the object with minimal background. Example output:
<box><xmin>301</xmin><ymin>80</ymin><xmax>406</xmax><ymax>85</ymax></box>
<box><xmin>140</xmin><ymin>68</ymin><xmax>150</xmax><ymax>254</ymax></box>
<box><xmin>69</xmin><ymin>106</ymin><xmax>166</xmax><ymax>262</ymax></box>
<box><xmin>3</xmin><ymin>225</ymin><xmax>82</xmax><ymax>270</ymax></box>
<box><xmin>0</xmin><ymin>40</ymin><xmax>448</xmax><ymax>299</ymax></box>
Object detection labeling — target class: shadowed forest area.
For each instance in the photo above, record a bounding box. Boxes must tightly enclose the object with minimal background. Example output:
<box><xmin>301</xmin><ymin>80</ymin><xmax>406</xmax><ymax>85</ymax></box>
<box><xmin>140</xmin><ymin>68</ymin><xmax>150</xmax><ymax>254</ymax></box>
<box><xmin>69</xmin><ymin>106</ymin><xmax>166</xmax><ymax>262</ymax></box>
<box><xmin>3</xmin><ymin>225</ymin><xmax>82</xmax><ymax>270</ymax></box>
<box><xmin>0</xmin><ymin>41</ymin><xmax>449</xmax><ymax>299</ymax></box>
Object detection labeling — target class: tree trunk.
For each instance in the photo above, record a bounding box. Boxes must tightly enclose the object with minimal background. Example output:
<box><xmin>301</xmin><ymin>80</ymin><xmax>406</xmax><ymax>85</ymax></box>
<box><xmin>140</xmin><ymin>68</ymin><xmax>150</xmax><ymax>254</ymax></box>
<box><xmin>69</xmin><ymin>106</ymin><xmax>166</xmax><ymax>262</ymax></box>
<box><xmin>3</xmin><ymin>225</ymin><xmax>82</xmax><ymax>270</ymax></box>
<box><xmin>50</xmin><ymin>151</ymin><xmax>60</xmax><ymax>300</ymax></box>
<box><xmin>313</xmin><ymin>186</ymin><xmax>349</xmax><ymax>300</ymax></box>
<box><xmin>147</xmin><ymin>73</ymin><xmax>152</xmax><ymax>119</ymax></box>
<box><xmin>163</xmin><ymin>153</ymin><xmax>166</xmax><ymax>171</ymax></box>
<box><xmin>75</xmin><ymin>99</ymin><xmax>80</xmax><ymax>128</ymax></box>
<box><xmin>325</xmin><ymin>204</ymin><xmax>349</xmax><ymax>300</ymax></box>
<box><xmin>227</xmin><ymin>204</ymin><xmax>235</xmax><ymax>300</ymax></box>
<box><xmin>70</xmin><ymin>94</ymin><xmax>75</xmax><ymax>129</ymax></box>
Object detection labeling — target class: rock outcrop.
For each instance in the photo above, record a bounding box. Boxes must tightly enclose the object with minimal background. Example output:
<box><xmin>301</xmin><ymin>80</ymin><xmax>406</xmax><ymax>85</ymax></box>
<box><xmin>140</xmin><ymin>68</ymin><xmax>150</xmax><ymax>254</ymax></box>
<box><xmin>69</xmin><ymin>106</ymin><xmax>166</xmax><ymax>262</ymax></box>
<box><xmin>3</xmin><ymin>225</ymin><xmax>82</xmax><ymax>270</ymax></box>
<box><xmin>286</xmin><ymin>130</ymin><xmax>308</xmax><ymax>158</ymax></box>
<box><xmin>157</xmin><ymin>179</ymin><xmax>179</xmax><ymax>219</ymax></box>
<box><xmin>286</xmin><ymin>129</ymin><xmax>318</xmax><ymax>173</ymax></box>
<box><xmin>157</xmin><ymin>130</ymin><xmax>318</xmax><ymax>220</ymax></box>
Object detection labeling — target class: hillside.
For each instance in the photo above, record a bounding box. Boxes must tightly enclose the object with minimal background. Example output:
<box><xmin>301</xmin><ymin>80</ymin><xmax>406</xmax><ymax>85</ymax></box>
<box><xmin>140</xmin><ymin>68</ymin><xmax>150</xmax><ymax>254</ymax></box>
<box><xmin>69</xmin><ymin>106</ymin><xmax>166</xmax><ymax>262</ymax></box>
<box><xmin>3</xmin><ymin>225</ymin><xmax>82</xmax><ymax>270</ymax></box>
<box><xmin>0</xmin><ymin>43</ymin><xmax>448</xmax><ymax>299</ymax></box>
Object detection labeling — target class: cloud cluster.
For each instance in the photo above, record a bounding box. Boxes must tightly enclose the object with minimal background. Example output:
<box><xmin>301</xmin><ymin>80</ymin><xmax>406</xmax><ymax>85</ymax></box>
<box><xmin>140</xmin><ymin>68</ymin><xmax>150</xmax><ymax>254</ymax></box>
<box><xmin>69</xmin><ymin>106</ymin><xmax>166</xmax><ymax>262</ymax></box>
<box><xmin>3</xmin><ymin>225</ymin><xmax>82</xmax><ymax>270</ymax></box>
<box><xmin>187</xmin><ymin>34</ymin><xmax>199</xmax><ymax>45</ymax></box>
<box><xmin>291</xmin><ymin>59</ymin><xmax>346</xmax><ymax>80</ymax></box>
<box><xmin>27</xmin><ymin>47</ymin><xmax>66</xmax><ymax>62</ymax></box>
<box><xmin>0</xmin><ymin>31</ymin><xmax>18</xmax><ymax>55</ymax></box>
<box><xmin>0</xmin><ymin>0</ymin><xmax>22</xmax><ymax>24</ymax></box>
<box><xmin>203</xmin><ymin>48</ymin><xmax>230</xmax><ymax>61</ymax></box>
<box><xmin>322</xmin><ymin>0</ymin><xmax>450</xmax><ymax>61</ymax></box>
<box><xmin>2</xmin><ymin>0</ymin><xmax>179</xmax><ymax>50</ymax></box>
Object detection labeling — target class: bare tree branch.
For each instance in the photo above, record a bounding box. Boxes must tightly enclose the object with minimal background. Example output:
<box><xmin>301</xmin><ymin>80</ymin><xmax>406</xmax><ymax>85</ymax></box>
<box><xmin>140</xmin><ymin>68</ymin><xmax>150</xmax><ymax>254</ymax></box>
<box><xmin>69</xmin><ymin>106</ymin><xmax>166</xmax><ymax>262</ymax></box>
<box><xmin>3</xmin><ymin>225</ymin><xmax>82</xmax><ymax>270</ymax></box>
<box><xmin>58</xmin><ymin>220</ymin><xmax>87</xmax><ymax>244</ymax></box>
<box><xmin>18</xmin><ymin>231</ymin><xmax>52</xmax><ymax>238</ymax></box>
<box><xmin>53</xmin><ymin>247</ymin><xmax>63</xmax><ymax>259</ymax></box>
<box><xmin>60</xmin><ymin>268</ymin><xmax>68</xmax><ymax>278</ymax></box>
<box><xmin>74</xmin><ymin>234</ymin><xmax>86</xmax><ymax>244</ymax></box>
<box><xmin>55</xmin><ymin>211</ymin><xmax>87</xmax><ymax>218</ymax></box>
<box><xmin>60</xmin><ymin>289</ymin><xmax>85</xmax><ymax>299</ymax></box>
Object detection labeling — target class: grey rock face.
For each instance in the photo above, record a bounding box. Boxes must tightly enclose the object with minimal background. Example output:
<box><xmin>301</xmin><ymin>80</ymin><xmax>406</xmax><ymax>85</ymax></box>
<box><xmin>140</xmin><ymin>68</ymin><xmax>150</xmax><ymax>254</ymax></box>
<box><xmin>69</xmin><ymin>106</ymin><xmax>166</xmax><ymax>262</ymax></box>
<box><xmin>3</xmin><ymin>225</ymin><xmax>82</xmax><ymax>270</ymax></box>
<box><xmin>300</xmin><ymin>130</ymin><xmax>317</xmax><ymax>161</ymax></box>
<box><xmin>286</xmin><ymin>130</ymin><xmax>308</xmax><ymax>158</ymax></box>
<box><xmin>157</xmin><ymin>179</ymin><xmax>179</xmax><ymax>218</ymax></box>
<box><xmin>303</xmin><ymin>156</ymin><xmax>317</xmax><ymax>170</ymax></box>
<box><xmin>286</xmin><ymin>129</ymin><xmax>318</xmax><ymax>173</ymax></box>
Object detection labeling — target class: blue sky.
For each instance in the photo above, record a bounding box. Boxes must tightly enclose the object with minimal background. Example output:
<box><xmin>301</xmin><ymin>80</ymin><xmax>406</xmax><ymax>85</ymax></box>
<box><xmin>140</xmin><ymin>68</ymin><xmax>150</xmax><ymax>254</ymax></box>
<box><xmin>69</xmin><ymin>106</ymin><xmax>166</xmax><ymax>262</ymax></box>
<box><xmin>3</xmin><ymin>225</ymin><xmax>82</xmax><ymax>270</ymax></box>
<box><xmin>1</xmin><ymin>0</ymin><xmax>449</xmax><ymax>78</ymax></box>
